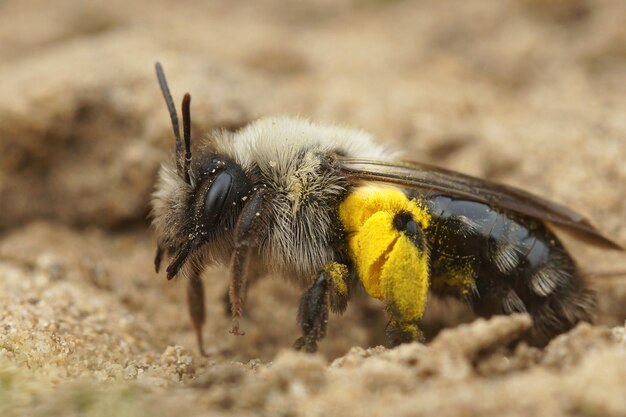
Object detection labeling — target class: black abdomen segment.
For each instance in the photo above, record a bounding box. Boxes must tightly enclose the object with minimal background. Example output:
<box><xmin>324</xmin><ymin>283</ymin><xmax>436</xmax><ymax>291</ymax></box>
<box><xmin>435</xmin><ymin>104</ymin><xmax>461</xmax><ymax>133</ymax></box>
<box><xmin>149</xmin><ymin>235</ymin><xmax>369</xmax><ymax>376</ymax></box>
<box><xmin>420</xmin><ymin>194</ymin><xmax>595</xmax><ymax>345</ymax></box>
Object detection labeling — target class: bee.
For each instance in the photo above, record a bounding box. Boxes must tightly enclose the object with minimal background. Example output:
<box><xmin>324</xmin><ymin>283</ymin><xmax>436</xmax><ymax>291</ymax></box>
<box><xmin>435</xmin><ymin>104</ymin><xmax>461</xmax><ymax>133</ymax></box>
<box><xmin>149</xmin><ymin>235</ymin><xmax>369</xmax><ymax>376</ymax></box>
<box><xmin>151</xmin><ymin>63</ymin><xmax>622</xmax><ymax>355</ymax></box>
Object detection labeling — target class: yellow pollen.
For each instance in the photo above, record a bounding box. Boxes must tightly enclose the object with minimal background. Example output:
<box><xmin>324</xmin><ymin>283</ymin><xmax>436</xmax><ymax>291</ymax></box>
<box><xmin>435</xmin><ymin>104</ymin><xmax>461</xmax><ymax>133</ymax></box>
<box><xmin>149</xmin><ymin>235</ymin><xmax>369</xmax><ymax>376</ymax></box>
<box><xmin>339</xmin><ymin>187</ymin><xmax>431</xmax><ymax>322</ymax></box>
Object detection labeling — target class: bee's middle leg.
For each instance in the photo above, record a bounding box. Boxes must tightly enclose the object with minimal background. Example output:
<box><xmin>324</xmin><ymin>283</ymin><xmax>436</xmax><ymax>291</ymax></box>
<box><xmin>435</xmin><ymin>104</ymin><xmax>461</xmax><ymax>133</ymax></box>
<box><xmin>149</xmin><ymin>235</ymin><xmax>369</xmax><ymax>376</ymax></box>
<box><xmin>294</xmin><ymin>271</ymin><xmax>330</xmax><ymax>353</ymax></box>
<box><xmin>294</xmin><ymin>264</ymin><xmax>350</xmax><ymax>353</ymax></box>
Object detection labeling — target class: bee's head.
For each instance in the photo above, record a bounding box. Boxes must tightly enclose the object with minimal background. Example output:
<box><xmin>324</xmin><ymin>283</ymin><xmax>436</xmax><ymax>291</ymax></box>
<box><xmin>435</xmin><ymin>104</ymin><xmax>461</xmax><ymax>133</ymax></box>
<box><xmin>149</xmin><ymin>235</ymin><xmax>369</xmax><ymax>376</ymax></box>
<box><xmin>151</xmin><ymin>63</ymin><xmax>251</xmax><ymax>279</ymax></box>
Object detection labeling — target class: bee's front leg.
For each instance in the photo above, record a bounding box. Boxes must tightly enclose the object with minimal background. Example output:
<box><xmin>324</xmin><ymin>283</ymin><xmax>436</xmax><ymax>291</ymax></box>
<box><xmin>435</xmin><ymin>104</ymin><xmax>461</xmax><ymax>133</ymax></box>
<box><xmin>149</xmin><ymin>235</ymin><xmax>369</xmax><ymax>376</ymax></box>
<box><xmin>154</xmin><ymin>244</ymin><xmax>165</xmax><ymax>273</ymax></box>
<box><xmin>294</xmin><ymin>262</ymin><xmax>350</xmax><ymax>353</ymax></box>
<box><xmin>229</xmin><ymin>187</ymin><xmax>268</xmax><ymax>336</ymax></box>
<box><xmin>221</xmin><ymin>265</ymin><xmax>265</xmax><ymax>317</ymax></box>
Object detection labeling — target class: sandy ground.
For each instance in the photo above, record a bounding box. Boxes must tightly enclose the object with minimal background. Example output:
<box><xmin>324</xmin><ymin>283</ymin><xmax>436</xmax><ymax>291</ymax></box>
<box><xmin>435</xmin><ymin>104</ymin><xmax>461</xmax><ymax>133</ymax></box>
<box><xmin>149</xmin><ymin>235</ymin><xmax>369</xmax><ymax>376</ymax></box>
<box><xmin>1</xmin><ymin>0</ymin><xmax>626</xmax><ymax>416</ymax></box>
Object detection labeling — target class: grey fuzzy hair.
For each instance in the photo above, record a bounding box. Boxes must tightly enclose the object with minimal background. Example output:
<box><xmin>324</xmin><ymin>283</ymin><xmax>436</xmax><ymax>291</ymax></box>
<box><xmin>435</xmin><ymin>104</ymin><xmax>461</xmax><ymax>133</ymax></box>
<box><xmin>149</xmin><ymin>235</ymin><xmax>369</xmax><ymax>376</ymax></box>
<box><xmin>151</xmin><ymin>163</ymin><xmax>192</xmax><ymax>249</ymax></box>
<box><xmin>152</xmin><ymin>116</ymin><xmax>396</xmax><ymax>281</ymax></box>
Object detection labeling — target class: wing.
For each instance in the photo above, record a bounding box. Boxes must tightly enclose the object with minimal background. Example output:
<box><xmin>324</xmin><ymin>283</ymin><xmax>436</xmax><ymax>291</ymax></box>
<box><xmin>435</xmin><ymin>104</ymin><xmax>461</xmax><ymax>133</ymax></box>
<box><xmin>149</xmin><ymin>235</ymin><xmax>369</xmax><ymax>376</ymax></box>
<box><xmin>331</xmin><ymin>157</ymin><xmax>622</xmax><ymax>250</ymax></box>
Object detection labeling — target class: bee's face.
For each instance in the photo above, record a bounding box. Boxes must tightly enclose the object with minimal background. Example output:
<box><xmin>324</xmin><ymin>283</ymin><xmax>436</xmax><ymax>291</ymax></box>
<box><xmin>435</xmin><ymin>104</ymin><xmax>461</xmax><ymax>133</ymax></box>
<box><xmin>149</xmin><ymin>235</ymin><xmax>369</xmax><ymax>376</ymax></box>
<box><xmin>151</xmin><ymin>153</ymin><xmax>252</xmax><ymax>277</ymax></box>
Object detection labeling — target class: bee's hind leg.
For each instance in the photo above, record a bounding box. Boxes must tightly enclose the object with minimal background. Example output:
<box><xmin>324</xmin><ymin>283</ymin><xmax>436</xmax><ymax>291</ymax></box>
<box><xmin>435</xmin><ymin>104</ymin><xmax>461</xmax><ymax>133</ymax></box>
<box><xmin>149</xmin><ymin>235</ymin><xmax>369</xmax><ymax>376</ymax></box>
<box><xmin>294</xmin><ymin>262</ymin><xmax>350</xmax><ymax>353</ymax></box>
<box><xmin>386</xmin><ymin>317</ymin><xmax>424</xmax><ymax>347</ymax></box>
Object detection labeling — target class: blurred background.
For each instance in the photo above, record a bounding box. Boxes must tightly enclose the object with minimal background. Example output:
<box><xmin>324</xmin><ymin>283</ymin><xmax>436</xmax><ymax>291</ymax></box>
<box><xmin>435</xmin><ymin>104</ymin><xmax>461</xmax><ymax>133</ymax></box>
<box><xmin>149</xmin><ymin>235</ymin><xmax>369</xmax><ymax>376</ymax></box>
<box><xmin>0</xmin><ymin>0</ymin><xmax>625</xmax><ymax>415</ymax></box>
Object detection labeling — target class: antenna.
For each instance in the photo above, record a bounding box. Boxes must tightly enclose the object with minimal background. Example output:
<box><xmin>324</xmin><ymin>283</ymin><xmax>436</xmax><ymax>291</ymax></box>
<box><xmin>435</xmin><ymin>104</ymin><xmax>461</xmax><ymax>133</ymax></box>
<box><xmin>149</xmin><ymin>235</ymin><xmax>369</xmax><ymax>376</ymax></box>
<box><xmin>155</xmin><ymin>62</ymin><xmax>185</xmax><ymax>177</ymax></box>
<box><xmin>182</xmin><ymin>93</ymin><xmax>192</xmax><ymax>184</ymax></box>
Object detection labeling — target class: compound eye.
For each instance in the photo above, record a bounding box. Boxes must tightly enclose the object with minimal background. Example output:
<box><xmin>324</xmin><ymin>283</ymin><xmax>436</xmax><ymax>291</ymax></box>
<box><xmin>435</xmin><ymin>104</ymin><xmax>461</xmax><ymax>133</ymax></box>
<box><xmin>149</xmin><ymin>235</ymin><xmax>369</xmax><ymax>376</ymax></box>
<box><xmin>203</xmin><ymin>171</ymin><xmax>232</xmax><ymax>228</ymax></box>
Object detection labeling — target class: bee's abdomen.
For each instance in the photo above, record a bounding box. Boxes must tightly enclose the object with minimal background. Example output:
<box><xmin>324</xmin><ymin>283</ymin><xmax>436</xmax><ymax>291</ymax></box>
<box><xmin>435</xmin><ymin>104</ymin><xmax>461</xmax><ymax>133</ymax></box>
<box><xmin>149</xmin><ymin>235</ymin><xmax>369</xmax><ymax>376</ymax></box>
<box><xmin>423</xmin><ymin>194</ymin><xmax>595</xmax><ymax>345</ymax></box>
